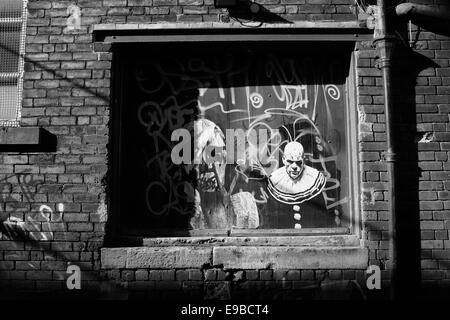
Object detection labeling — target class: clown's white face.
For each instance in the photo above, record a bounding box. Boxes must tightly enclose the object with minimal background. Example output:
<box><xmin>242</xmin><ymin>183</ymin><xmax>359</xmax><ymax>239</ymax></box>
<box><xmin>283</xmin><ymin>157</ymin><xmax>304</xmax><ymax>180</ymax></box>
<box><xmin>282</xmin><ymin>141</ymin><xmax>305</xmax><ymax>180</ymax></box>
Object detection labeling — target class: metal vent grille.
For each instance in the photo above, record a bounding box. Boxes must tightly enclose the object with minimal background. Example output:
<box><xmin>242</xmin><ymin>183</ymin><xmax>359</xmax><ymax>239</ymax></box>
<box><xmin>0</xmin><ymin>0</ymin><xmax>27</xmax><ymax>127</ymax></box>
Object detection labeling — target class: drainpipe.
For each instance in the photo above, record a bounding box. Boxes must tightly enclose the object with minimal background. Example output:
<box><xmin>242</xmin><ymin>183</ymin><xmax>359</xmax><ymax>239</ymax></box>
<box><xmin>395</xmin><ymin>3</ymin><xmax>450</xmax><ymax>22</ymax></box>
<box><xmin>373</xmin><ymin>0</ymin><xmax>398</xmax><ymax>299</ymax></box>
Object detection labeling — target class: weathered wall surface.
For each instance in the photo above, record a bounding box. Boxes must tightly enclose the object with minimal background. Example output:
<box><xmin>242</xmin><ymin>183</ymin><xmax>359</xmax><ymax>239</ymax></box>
<box><xmin>401</xmin><ymin>0</ymin><xmax>450</xmax><ymax>293</ymax></box>
<box><xmin>0</xmin><ymin>0</ymin><xmax>449</xmax><ymax>299</ymax></box>
<box><xmin>357</xmin><ymin>0</ymin><xmax>450</xmax><ymax>296</ymax></box>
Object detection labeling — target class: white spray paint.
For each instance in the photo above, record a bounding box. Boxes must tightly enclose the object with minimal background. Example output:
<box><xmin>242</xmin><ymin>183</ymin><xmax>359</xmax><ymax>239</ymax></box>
<box><xmin>66</xmin><ymin>4</ymin><xmax>81</xmax><ymax>31</ymax></box>
<box><xmin>2</xmin><ymin>203</ymin><xmax>64</xmax><ymax>241</ymax></box>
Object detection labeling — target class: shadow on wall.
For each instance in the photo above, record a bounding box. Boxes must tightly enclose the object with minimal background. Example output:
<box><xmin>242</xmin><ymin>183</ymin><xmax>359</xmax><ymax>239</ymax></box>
<box><xmin>227</xmin><ymin>0</ymin><xmax>293</xmax><ymax>25</ymax></box>
<box><xmin>0</xmin><ymin>174</ymin><xmax>128</xmax><ymax>299</ymax></box>
<box><xmin>0</xmin><ymin>36</ymin><xmax>113</xmax><ymax>297</ymax></box>
<box><xmin>390</xmin><ymin>21</ymin><xmax>440</xmax><ymax>299</ymax></box>
<box><xmin>0</xmin><ymin>41</ymin><xmax>110</xmax><ymax>105</ymax></box>
<box><xmin>396</xmin><ymin>4</ymin><xmax>450</xmax><ymax>38</ymax></box>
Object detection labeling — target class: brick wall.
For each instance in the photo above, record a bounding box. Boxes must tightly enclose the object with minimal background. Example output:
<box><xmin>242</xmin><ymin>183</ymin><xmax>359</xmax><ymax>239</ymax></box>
<box><xmin>0</xmin><ymin>0</ymin><xmax>449</xmax><ymax>299</ymax></box>
<box><xmin>357</xmin><ymin>0</ymin><xmax>450</xmax><ymax>296</ymax></box>
<box><xmin>405</xmin><ymin>1</ymin><xmax>450</xmax><ymax>292</ymax></box>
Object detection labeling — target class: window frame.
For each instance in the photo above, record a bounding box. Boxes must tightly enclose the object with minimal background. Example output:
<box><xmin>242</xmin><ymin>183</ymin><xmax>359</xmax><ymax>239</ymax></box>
<box><xmin>0</xmin><ymin>0</ymin><xmax>28</xmax><ymax>127</ymax></box>
<box><xmin>105</xmin><ymin>28</ymin><xmax>365</xmax><ymax>244</ymax></box>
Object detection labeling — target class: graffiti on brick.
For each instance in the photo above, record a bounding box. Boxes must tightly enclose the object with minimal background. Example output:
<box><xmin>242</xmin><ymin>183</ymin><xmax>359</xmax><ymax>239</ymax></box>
<box><xmin>1</xmin><ymin>202</ymin><xmax>64</xmax><ymax>241</ymax></box>
<box><xmin>0</xmin><ymin>174</ymin><xmax>64</xmax><ymax>241</ymax></box>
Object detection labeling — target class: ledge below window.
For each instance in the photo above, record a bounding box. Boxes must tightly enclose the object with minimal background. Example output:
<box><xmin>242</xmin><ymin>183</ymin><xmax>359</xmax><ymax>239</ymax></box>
<box><xmin>101</xmin><ymin>235</ymin><xmax>368</xmax><ymax>270</ymax></box>
<box><xmin>0</xmin><ymin>127</ymin><xmax>56</xmax><ymax>152</ymax></box>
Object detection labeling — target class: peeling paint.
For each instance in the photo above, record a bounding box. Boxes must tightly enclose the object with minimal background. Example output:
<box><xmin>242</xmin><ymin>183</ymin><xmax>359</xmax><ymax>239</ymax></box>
<box><xmin>359</xmin><ymin>131</ymin><xmax>373</xmax><ymax>141</ymax></box>
<box><xmin>362</xmin><ymin>188</ymin><xmax>375</xmax><ymax>205</ymax></box>
<box><xmin>358</xmin><ymin>110</ymin><xmax>366</xmax><ymax>123</ymax></box>
<box><xmin>418</xmin><ymin>132</ymin><xmax>434</xmax><ymax>143</ymax></box>
<box><xmin>66</xmin><ymin>4</ymin><xmax>81</xmax><ymax>31</ymax></box>
<box><xmin>97</xmin><ymin>195</ymin><xmax>108</xmax><ymax>223</ymax></box>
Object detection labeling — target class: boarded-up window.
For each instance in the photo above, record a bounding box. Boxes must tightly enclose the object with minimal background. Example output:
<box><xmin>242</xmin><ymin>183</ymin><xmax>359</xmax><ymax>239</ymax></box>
<box><xmin>113</xmin><ymin>42</ymin><xmax>356</xmax><ymax>236</ymax></box>
<box><xmin>0</xmin><ymin>0</ymin><xmax>27</xmax><ymax>127</ymax></box>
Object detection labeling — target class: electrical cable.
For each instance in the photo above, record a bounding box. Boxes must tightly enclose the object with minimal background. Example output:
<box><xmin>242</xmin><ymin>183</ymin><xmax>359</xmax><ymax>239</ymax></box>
<box><xmin>230</xmin><ymin>15</ymin><xmax>263</xmax><ymax>28</ymax></box>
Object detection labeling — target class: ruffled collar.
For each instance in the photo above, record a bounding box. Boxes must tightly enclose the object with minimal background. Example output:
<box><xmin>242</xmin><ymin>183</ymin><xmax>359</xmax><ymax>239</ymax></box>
<box><xmin>267</xmin><ymin>165</ymin><xmax>326</xmax><ymax>204</ymax></box>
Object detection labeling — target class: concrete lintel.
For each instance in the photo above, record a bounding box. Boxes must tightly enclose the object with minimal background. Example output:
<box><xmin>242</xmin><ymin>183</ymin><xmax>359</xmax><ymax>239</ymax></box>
<box><xmin>93</xmin><ymin>21</ymin><xmax>372</xmax><ymax>43</ymax></box>
<box><xmin>213</xmin><ymin>246</ymin><xmax>368</xmax><ymax>269</ymax></box>
<box><xmin>93</xmin><ymin>21</ymin><xmax>368</xmax><ymax>31</ymax></box>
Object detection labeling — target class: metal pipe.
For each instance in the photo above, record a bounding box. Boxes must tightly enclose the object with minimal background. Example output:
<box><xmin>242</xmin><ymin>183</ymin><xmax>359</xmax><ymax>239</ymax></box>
<box><xmin>396</xmin><ymin>3</ymin><xmax>450</xmax><ymax>21</ymax></box>
<box><xmin>373</xmin><ymin>0</ymin><xmax>398</xmax><ymax>300</ymax></box>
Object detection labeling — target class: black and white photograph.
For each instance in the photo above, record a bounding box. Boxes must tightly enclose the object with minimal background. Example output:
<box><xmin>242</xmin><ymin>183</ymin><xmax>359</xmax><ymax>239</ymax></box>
<box><xmin>0</xmin><ymin>0</ymin><xmax>449</xmax><ymax>313</ymax></box>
